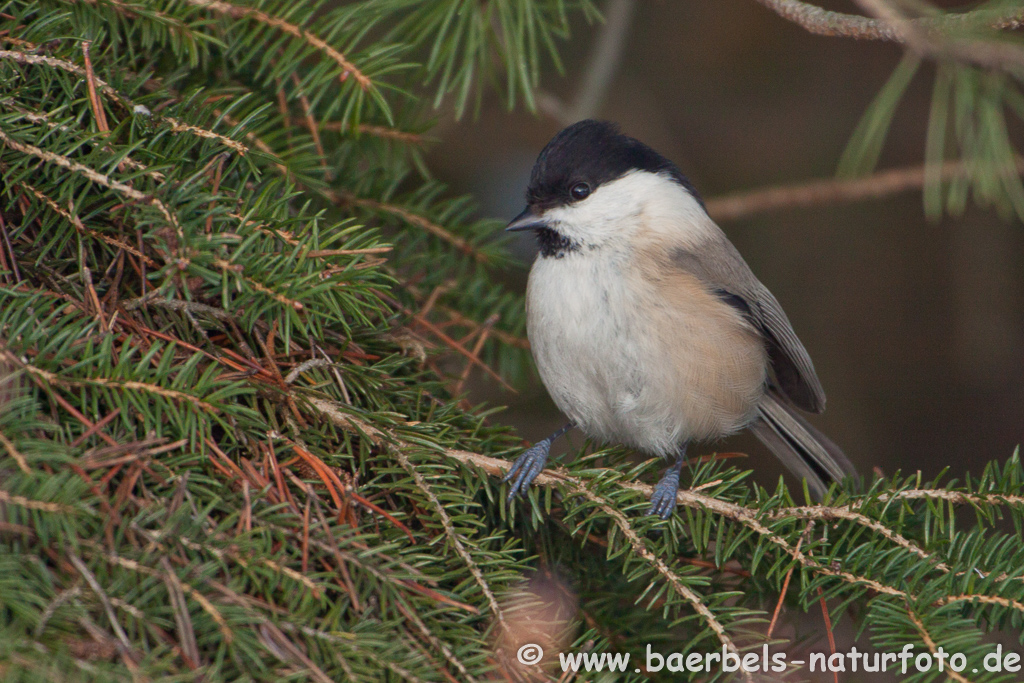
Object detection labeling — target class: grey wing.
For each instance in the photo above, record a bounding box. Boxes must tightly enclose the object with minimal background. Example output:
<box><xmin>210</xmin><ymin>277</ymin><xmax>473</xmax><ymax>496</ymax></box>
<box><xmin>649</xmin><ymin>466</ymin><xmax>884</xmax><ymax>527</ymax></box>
<box><xmin>670</xmin><ymin>236</ymin><xmax>826</xmax><ymax>414</ymax></box>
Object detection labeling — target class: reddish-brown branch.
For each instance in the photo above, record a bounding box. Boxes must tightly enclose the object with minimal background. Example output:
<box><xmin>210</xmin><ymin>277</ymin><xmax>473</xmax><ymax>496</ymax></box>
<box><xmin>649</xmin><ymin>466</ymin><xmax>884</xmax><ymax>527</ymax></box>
<box><xmin>766</xmin><ymin>533</ymin><xmax>804</xmax><ymax>639</ymax></box>
<box><xmin>204</xmin><ymin>154</ymin><xmax>227</xmax><ymax>234</ymax></box>
<box><xmin>290</xmin><ymin>72</ymin><xmax>330</xmax><ymax>179</ymax></box>
<box><xmin>704</xmin><ymin>157</ymin><xmax>1024</xmax><ymax>222</ymax></box>
<box><xmin>452</xmin><ymin>314</ymin><xmax>498</xmax><ymax>396</ymax></box>
<box><xmin>69</xmin><ymin>408</ymin><xmax>122</xmax><ymax>449</ymax></box>
<box><xmin>0</xmin><ymin>212</ymin><xmax>20</xmax><ymax>283</ymax></box>
<box><xmin>817</xmin><ymin>588</ymin><xmax>839</xmax><ymax>683</ymax></box>
<box><xmin>404</xmin><ymin>308</ymin><xmax>516</xmax><ymax>392</ymax></box>
<box><xmin>81</xmin><ymin>41</ymin><xmax>109</xmax><ymax>133</ymax></box>
<box><xmin>301</xmin><ymin>498</ymin><xmax>311</xmax><ymax>574</ymax></box>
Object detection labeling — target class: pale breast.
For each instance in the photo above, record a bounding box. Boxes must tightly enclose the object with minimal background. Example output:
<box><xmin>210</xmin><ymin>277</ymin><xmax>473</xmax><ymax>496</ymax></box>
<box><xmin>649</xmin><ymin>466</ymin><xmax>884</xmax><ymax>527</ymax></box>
<box><xmin>526</xmin><ymin>250</ymin><xmax>636</xmax><ymax>443</ymax></box>
<box><xmin>526</xmin><ymin>245</ymin><xmax>768</xmax><ymax>456</ymax></box>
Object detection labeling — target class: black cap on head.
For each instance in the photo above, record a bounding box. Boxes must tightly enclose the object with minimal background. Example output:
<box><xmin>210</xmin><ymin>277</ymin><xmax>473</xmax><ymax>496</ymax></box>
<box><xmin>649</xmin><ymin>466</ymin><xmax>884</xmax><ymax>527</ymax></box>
<box><xmin>525</xmin><ymin>120</ymin><xmax>703</xmax><ymax>210</ymax></box>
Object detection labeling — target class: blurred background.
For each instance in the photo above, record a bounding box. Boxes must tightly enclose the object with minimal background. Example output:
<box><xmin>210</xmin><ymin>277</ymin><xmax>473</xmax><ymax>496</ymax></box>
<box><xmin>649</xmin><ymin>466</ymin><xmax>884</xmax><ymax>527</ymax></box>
<box><xmin>428</xmin><ymin>0</ymin><xmax>1024</xmax><ymax>495</ymax></box>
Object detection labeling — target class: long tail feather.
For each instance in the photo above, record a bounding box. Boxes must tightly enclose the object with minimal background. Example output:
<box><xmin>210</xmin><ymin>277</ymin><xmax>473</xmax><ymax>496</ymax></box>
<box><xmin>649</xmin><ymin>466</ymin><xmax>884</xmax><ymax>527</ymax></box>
<box><xmin>749</xmin><ymin>392</ymin><xmax>856</xmax><ymax>499</ymax></box>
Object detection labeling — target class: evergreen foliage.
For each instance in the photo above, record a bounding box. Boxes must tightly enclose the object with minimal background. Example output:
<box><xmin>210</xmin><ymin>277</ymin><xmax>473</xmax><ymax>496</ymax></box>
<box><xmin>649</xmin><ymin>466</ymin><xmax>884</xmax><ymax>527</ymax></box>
<box><xmin>1</xmin><ymin>1</ymin><xmax>1023</xmax><ymax>681</ymax></box>
<box><xmin>835</xmin><ymin>1</ymin><xmax>1024</xmax><ymax>222</ymax></box>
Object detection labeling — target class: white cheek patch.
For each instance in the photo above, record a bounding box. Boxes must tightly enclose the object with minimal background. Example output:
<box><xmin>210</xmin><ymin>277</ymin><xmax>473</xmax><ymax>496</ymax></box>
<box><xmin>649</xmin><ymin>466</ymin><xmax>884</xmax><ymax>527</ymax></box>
<box><xmin>542</xmin><ymin>170</ymin><xmax>713</xmax><ymax>248</ymax></box>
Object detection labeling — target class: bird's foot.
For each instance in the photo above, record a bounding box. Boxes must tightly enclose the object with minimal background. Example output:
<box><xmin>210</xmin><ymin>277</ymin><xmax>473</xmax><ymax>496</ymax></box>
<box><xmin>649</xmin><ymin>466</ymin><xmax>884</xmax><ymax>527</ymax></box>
<box><xmin>503</xmin><ymin>439</ymin><xmax>552</xmax><ymax>500</ymax></box>
<box><xmin>648</xmin><ymin>467</ymin><xmax>682</xmax><ymax>519</ymax></box>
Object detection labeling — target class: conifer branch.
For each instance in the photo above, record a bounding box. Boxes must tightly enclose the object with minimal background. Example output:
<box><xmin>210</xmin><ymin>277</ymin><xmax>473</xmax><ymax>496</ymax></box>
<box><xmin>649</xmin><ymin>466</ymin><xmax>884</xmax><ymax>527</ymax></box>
<box><xmin>392</xmin><ymin>449</ymin><xmax>510</xmax><ymax>636</ymax></box>
<box><xmin>0</xmin><ymin>488</ymin><xmax>75</xmax><ymax>513</ymax></box>
<box><xmin>564</xmin><ymin>472</ymin><xmax>753</xmax><ymax>680</ymax></box>
<box><xmin>439</xmin><ymin>447</ymin><xmax>979</xmax><ymax>602</ymax></box>
<box><xmin>852</xmin><ymin>0</ymin><xmax>1024</xmax><ymax>72</ymax></box>
<box><xmin>765</xmin><ymin>505</ymin><xmax>949</xmax><ymax>572</ymax></box>
<box><xmin>0</xmin><ymin>49</ymin><xmax>248</xmax><ymax>153</ymax></box>
<box><xmin>753</xmin><ymin>0</ymin><xmax>1024</xmax><ymax>42</ymax></box>
<box><xmin>86</xmin><ymin>545</ymin><xmax>235</xmax><ymax>643</ymax></box>
<box><xmin>355</xmin><ymin>124</ymin><xmax>425</xmax><ymax>144</ymax></box>
<box><xmin>0</xmin><ymin>428</ymin><xmax>30</xmax><ymax>474</ymax></box>
<box><xmin>4</xmin><ymin>353</ymin><xmax>219</xmax><ymax>414</ymax></box>
<box><xmin>0</xmin><ymin>126</ymin><xmax>185</xmax><ymax>246</ymax></box>
<box><xmin>906</xmin><ymin>609</ymin><xmax>975</xmax><ymax>683</ymax></box>
<box><xmin>5</xmin><ymin>3</ymin><xmax>1023</xmax><ymax>679</ymax></box>
<box><xmin>938</xmin><ymin>593</ymin><xmax>1024</xmax><ymax>616</ymax></box>
<box><xmin>337</xmin><ymin>191</ymin><xmax>488</xmax><ymax>262</ymax></box>
<box><xmin>185</xmin><ymin>0</ymin><xmax>372</xmax><ymax>89</ymax></box>
<box><xmin>0</xmin><ymin>102</ymin><xmax>166</xmax><ymax>180</ymax></box>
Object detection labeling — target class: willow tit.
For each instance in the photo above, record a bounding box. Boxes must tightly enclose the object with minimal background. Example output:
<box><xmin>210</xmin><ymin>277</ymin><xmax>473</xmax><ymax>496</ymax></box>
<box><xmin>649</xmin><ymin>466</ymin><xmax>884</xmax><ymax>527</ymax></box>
<box><xmin>503</xmin><ymin>120</ymin><xmax>855</xmax><ymax>518</ymax></box>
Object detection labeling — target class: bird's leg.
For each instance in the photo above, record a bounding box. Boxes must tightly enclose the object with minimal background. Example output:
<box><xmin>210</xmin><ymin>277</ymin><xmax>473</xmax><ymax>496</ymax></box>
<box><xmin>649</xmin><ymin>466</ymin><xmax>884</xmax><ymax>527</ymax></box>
<box><xmin>504</xmin><ymin>422</ymin><xmax>575</xmax><ymax>500</ymax></box>
<box><xmin>649</xmin><ymin>443</ymin><xmax>688</xmax><ymax>519</ymax></box>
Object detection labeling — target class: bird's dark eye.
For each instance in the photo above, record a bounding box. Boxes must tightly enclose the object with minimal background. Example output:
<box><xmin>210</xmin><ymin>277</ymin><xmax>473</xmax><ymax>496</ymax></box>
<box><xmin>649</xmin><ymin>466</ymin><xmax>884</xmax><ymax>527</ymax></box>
<box><xmin>569</xmin><ymin>182</ymin><xmax>591</xmax><ymax>201</ymax></box>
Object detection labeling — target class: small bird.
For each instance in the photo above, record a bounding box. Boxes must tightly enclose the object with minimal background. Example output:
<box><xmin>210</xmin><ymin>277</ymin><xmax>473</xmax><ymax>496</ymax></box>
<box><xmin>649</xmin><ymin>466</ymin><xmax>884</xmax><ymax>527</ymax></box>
<box><xmin>503</xmin><ymin>120</ymin><xmax>855</xmax><ymax>518</ymax></box>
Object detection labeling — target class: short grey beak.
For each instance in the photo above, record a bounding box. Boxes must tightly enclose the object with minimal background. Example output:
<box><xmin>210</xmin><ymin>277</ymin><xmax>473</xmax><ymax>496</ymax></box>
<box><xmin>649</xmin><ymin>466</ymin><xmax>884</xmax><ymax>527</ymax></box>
<box><xmin>506</xmin><ymin>207</ymin><xmax>547</xmax><ymax>232</ymax></box>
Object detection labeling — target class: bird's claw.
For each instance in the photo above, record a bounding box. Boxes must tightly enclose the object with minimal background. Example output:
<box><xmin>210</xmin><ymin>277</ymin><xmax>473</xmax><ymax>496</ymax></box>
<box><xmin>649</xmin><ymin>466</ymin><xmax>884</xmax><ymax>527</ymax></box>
<box><xmin>648</xmin><ymin>470</ymin><xmax>681</xmax><ymax>519</ymax></box>
<box><xmin>503</xmin><ymin>439</ymin><xmax>552</xmax><ymax>501</ymax></box>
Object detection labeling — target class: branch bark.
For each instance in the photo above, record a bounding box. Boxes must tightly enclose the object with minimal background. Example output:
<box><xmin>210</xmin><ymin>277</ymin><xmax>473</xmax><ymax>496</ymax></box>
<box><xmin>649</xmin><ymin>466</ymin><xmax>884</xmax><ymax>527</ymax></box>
<box><xmin>703</xmin><ymin>156</ymin><xmax>1024</xmax><ymax>222</ymax></box>
<box><xmin>753</xmin><ymin>0</ymin><xmax>1024</xmax><ymax>42</ymax></box>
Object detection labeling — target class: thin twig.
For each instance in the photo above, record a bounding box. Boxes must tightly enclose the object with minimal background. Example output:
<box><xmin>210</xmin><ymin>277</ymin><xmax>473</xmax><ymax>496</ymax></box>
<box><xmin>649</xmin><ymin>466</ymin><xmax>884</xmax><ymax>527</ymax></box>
<box><xmin>284</xmin><ymin>358</ymin><xmax>331</xmax><ymax>385</ymax></box>
<box><xmin>290</xmin><ymin>71</ymin><xmax>330</xmax><ymax>179</ymax></box>
<box><xmin>395</xmin><ymin>601</ymin><xmax>479</xmax><ymax>683</ymax></box>
<box><xmin>81</xmin><ymin>41</ymin><xmax>109</xmax><ymax>133</ymax></box>
<box><xmin>0</xmin><ymin>127</ymin><xmax>184</xmax><ymax>243</ymax></box>
<box><xmin>766</xmin><ymin>530</ymin><xmax>805</xmax><ymax>639</ymax></box>
<box><xmin>753</xmin><ymin>0</ymin><xmax>1024</xmax><ymax>42</ymax></box>
<box><xmin>212</xmin><ymin>258</ymin><xmax>303</xmax><ymax>310</ymax></box>
<box><xmin>817</xmin><ymin>587</ymin><xmax>839</xmax><ymax>683</ymax></box>
<box><xmin>0</xmin><ymin>428</ymin><xmax>31</xmax><ymax>474</ymax></box>
<box><xmin>0</xmin><ymin>49</ymin><xmax>247</xmax><ymax>154</ymax></box>
<box><xmin>393</xmin><ymin>448</ymin><xmax>510</xmax><ymax>635</ymax></box>
<box><xmin>704</xmin><ymin>157</ymin><xmax>1024</xmax><ymax>222</ymax></box>
<box><xmin>186</xmin><ymin>0</ymin><xmax>371</xmax><ymax>88</ymax></box>
<box><xmin>204</xmin><ymin>153</ymin><xmax>227</xmax><ymax>234</ymax></box>
<box><xmin>875</xmin><ymin>488</ymin><xmax>1024</xmax><ymax>508</ymax></box>
<box><xmin>440</xmin><ymin>446</ymin><xmax>909</xmax><ymax>598</ymax></box>
<box><xmin>0</xmin><ymin>211</ymin><xmax>21</xmax><ymax>282</ymax></box>
<box><xmin>440</xmin><ymin>306</ymin><xmax>530</xmax><ymax>350</ymax></box>
<box><xmin>403</xmin><ymin>308</ymin><xmax>516</xmax><ymax>392</ymax></box>
<box><xmin>0</xmin><ymin>101</ymin><xmax>164</xmax><ymax>180</ymax></box>
<box><xmin>852</xmin><ymin>0</ymin><xmax>1024</xmax><ymax>72</ymax></box>
<box><xmin>94</xmin><ymin>548</ymin><xmax>234</xmax><ymax>642</ymax></box>
<box><xmin>314</xmin><ymin>343</ymin><xmax>350</xmax><ymax>404</ymax></box>
<box><xmin>11</xmin><ymin>177</ymin><xmax>158</xmax><ymax>265</ymax></box>
<box><xmin>907</xmin><ymin>609</ymin><xmax>975</xmax><ymax>683</ymax></box>
<box><xmin>451</xmin><ymin>314</ymin><xmax>498</xmax><ymax>396</ymax></box>
<box><xmin>308</xmin><ymin>492</ymin><xmax>362</xmax><ymax>612</ymax></box>
<box><xmin>15</xmin><ymin>359</ymin><xmax>218</xmax><ymax>413</ymax></box>
<box><xmin>337</xmin><ymin>191</ymin><xmax>486</xmax><ymax>261</ymax></box>
<box><xmin>354</xmin><ymin>124</ymin><xmax>424</xmax><ymax>144</ymax></box>
<box><xmin>0</xmin><ymin>489</ymin><xmax>75</xmax><ymax>513</ymax></box>
<box><xmin>766</xmin><ymin>505</ymin><xmax>948</xmax><ymax>573</ymax></box>
<box><xmin>937</xmin><ymin>593</ymin><xmax>1024</xmax><ymax>615</ymax></box>
<box><xmin>67</xmin><ymin>554</ymin><xmax>136</xmax><ymax>658</ymax></box>
<box><xmin>160</xmin><ymin>557</ymin><xmax>201</xmax><ymax>669</ymax></box>
<box><xmin>562</xmin><ymin>471</ymin><xmax>754</xmax><ymax>682</ymax></box>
